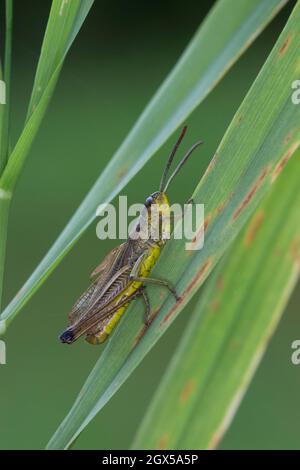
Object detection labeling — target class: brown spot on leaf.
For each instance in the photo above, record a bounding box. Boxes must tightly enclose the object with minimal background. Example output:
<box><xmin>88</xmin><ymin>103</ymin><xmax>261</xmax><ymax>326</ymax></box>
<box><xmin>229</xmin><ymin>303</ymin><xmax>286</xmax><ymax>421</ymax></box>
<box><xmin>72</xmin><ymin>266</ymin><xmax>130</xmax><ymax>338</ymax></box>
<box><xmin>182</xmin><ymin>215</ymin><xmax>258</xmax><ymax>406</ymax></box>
<box><xmin>157</xmin><ymin>434</ymin><xmax>169</xmax><ymax>450</ymax></box>
<box><xmin>271</xmin><ymin>142</ymin><xmax>300</xmax><ymax>183</ymax></box>
<box><xmin>132</xmin><ymin>307</ymin><xmax>160</xmax><ymax>348</ymax></box>
<box><xmin>210</xmin><ymin>299</ymin><xmax>220</xmax><ymax>312</ymax></box>
<box><xmin>215</xmin><ymin>200</ymin><xmax>226</xmax><ymax>217</ymax></box>
<box><xmin>159</xmin><ymin>302</ymin><xmax>180</xmax><ymax>328</ymax></box>
<box><xmin>15</xmin><ymin>287</ymin><xmax>25</xmax><ymax>300</ymax></box>
<box><xmin>244</xmin><ymin>210</ymin><xmax>265</xmax><ymax>247</ymax></box>
<box><xmin>236</xmin><ymin>114</ymin><xmax>243</xmax><ymax>124</ymax></box>
<box><xmin>278</xmin><ymin>34</ymin><xmax>292</xmax><ymax>57</ymax></box>
<box><xmin>159</xmin><ymin>258</ymin><xmax>213</xmax><ymax>327</ymax></box>
<box><xmin>182</xmin><ymin>259</ymin><xmax>213</xmax><ymax>296</ymax></box>
<box><xmin>230</xmin><ymin>339</ymin><xmax>242</xmax><ymax>350</ymax></box>
<box><xmin>290</xmin><ymin>238</ymin><xmax>300</xmax><ymax>267</ymax></box>
<box><xmin>209</xmin><ymin>433</ymin><xmax>222</xmax><ymax>450</ymax></box>
<box><xmin>179</xmin><ymin>379</ymin><xmax>195</xmax><ymax>404</ymax></box>
<box><xmin>193</xmin><ymin>214</ymin><xmax>212</xmax><ymax>242</ymax></box>
<box><xmin>204</xmin><ymin>214</ymin><xmax>212</xmax><ymax>230</ymax></box>
<box><xmin>214</xmin><ymin>192</ymin><xmax>233</xmax><ymax>218</ymax></box>
<box><xmin>117</xmin><ymin>167</ymin><xmax>128</xmax><ymax>180</ymax></box>
<box><xmin>203</xmin><ymin>152</ymin><xmax>218</xmax><ymax>178</ymax></box>
<box><xmin>284</xmin><ymin>131</ymin><xmax>294</xmax><ymax>144</ymax></box>
<box><xmin>159</xmin><ymin>291</ymin><xmax>165</xmax><ymax>300</ymax></box>
<box><xmin>274</xmin><ymin>247</ymin><xmax>282</xmax><ymax>257</ymax></box>
<box><xmin>187</xmin><ymin>194</ymin><xmax>233</xmax><ymax>255</ymax></box>
<box><xmin>186</xmin><ymin>214</ymin><xmax>212</xmax><ymax>254</ymax></box>
<box><xmin>216</xmin><ymin>275</ymin><xmax>224</xmax><ymax>292</ymax></box>
<box><xmin>232</xmin><ymin>167</ymin><xmax>269</xmax><ymax>221</ymax></box>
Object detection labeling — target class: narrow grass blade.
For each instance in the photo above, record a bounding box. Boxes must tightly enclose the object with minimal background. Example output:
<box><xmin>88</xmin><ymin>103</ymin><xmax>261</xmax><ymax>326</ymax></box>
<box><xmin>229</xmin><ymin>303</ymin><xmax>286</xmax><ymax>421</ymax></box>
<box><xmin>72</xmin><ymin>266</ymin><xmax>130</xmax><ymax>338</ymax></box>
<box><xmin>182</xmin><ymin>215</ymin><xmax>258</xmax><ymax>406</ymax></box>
<box><xmin>0</xmin><ymin>0</ymin><xmax>94</xmax><ymax>191</ymax></box>
<box><xmin>26</xmin><ymin>0</ymin><xmax>94</xmax><ymax>121</ymax></box>
<box><xmin>47</xmin><ymin>2</ymin><xmax>300</xmax><ymax>449</ymax></box>
<box><xmin>0</xmin><ymin>0</ymin><xmax>287</xmax><ymax>328</ymax></box>
<box><xmin>133</xmin><ymin>146</ymin><xmax>300</xmax><ymax>450</ymax></box>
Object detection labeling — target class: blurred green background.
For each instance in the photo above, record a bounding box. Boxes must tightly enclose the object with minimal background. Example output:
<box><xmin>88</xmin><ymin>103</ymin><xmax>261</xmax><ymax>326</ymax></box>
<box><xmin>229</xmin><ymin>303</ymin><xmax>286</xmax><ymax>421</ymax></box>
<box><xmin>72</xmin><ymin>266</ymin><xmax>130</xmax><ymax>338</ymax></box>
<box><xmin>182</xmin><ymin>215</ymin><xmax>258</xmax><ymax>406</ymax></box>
<box><xmin>0</xmin><ymin>0</ymin><xmax>299</xmax><ymax>450</ymax></box>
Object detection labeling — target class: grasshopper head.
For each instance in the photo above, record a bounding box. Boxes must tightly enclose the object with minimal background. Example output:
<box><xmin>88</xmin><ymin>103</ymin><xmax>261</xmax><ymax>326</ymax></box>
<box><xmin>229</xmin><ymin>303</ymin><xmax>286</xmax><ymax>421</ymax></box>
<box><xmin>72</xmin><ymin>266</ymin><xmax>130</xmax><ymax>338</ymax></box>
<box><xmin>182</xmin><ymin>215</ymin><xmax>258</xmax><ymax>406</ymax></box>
<box><xmin>144</xmin><ymin>191</ymin><xmax>171</xmax><ymax>242</ymax></box>
<box><xmin>138</xmin><ymin>127</ymin><xmax>202</xmax><ymax>243</ymax></box>
<box><xmin>145</xmin><ymin>191</ymin><xmax>170</xmax><ymax>210</ymax></box>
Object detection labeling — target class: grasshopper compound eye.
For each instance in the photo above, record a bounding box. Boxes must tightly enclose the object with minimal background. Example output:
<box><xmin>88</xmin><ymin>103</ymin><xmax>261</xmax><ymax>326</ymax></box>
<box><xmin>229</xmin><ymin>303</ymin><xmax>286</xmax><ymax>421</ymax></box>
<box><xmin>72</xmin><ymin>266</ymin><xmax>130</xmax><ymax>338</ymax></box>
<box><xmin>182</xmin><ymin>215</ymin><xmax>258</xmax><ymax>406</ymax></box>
<box><xmin>145</xmin><ymin>196</ymin><xmax>153</xmax><ymax>207</ymax></box>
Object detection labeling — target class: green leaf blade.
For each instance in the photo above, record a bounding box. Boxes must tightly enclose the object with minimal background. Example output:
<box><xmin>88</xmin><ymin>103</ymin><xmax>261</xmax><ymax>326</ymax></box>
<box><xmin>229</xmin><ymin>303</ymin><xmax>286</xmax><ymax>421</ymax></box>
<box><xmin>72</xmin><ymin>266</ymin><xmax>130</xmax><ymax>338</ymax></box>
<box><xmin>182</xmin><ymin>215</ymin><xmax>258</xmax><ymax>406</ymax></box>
<box><xmin>133</xmin><ymin>146</ymin><xmax>300</xmax><ymax>450</ymax></box>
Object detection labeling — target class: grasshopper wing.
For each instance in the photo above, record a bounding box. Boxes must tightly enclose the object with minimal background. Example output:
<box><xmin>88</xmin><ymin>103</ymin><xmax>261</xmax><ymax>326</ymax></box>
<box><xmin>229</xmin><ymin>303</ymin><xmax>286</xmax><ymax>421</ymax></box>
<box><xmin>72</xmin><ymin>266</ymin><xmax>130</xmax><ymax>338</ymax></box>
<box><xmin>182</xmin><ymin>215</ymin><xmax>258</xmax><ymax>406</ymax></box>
<box><xmin>63</xmin><ymin>240</ymin><xmax>142</xmax><ymax>343</ymax></box>
<box><xmin>65</xmin><ymin>262</ymin><xmax>133</xmax><ymax>342</ymax></box>
<box><xmin>90</xmin><ymin>243</ymin><xmax>127</xmax><ymax>279</ymax></box>
<box><xmin>68</xmin><ymin>242</ymin><xmax>127</xmax><ymax>324</ymax></box>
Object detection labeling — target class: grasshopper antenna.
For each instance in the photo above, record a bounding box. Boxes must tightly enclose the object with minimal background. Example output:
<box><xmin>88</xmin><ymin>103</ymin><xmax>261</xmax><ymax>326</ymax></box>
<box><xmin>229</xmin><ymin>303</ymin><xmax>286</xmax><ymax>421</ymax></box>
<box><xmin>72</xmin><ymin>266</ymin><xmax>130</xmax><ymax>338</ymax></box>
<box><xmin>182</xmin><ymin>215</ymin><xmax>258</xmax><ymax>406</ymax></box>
<box><xmin>159</xmin><ymin>126</ymin><xmax>187</xmax><ymax>192</ymax></box>
<box><xmin>163</xmin><ymin>140</ymin><xmax>203</xmax><ymax>192</ymax></box>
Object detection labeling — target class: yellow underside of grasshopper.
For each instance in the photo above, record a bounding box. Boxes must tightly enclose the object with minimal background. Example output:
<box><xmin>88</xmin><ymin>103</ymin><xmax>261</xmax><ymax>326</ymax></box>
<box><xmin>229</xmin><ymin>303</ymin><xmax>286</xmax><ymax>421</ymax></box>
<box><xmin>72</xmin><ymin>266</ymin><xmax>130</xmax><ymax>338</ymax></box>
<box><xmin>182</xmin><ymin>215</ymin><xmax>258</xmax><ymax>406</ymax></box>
<box><xmin>86</xmin><ymin>243</ymin><xmax>161</xmax><ymax>345</ymax></box>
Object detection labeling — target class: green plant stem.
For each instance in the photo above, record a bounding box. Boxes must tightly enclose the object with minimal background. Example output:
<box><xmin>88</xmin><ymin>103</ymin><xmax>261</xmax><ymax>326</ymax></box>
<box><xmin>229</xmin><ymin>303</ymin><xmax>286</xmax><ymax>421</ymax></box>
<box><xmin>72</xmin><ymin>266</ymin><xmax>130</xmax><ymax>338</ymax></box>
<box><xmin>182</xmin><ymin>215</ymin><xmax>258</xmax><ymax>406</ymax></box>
<box><xmin>0</xmin><ymin>0</ymin><xmax>13</xmax><ymax>174</ymax></box>
<box><xmin>0</xmin><ymin>1</ymin><xmax>13</xmax><ymax>311</ymax></box>
<box><xmin>0</xmin><ymin>196</ymin><xmax>10</xmax><ymax>312</ymax></box>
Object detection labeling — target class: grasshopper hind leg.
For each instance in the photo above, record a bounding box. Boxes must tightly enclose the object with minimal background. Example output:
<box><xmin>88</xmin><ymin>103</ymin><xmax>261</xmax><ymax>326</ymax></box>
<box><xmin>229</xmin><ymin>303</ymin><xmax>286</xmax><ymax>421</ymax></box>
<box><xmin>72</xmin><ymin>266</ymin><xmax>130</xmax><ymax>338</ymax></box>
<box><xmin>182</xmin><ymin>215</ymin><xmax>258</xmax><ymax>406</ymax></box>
<box><xmin>130</xmin><ymin>252</ymin><xmax>180</xmax><ymax>302</ymax></box>
<box><xmin>138</xmin><ymin>287</ymin><xmax>151</xmax><ymax>325</ymax></box>
<box><xmin>131</xmin><ymin>274</ymin><xmax>180</xmax><ymax>302</ymax></box>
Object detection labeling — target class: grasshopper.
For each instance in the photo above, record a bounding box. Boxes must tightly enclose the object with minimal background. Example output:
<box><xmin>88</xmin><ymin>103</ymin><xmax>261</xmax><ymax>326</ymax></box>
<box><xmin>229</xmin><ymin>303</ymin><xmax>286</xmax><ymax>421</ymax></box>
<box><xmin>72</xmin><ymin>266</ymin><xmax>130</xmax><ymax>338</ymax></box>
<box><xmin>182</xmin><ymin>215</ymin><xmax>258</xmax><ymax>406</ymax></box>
<box><xmin>60</xmin><ymin>127</ymin><xmax>202</xmax><ymax>345</ymax></box>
